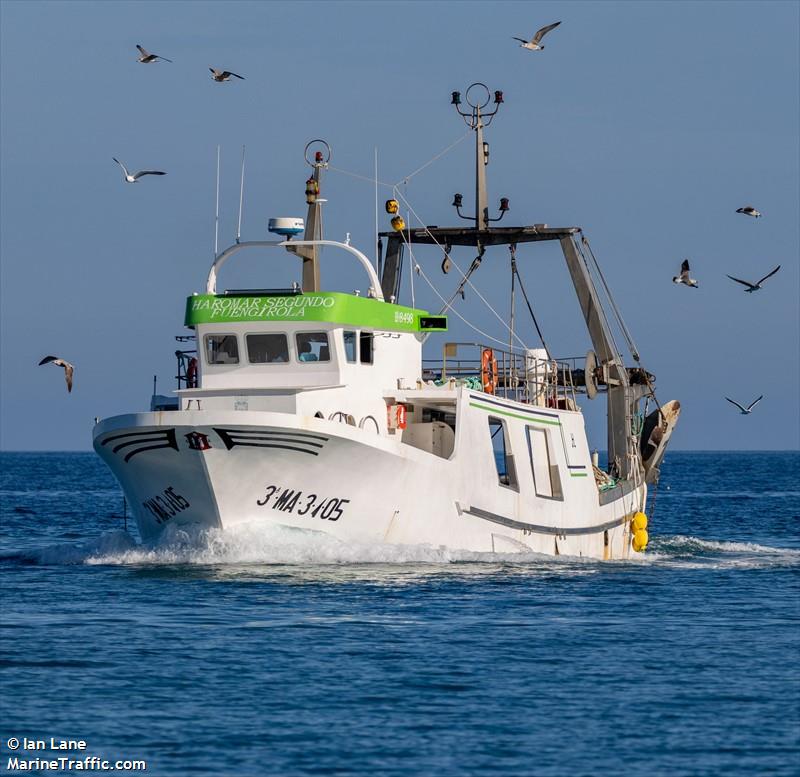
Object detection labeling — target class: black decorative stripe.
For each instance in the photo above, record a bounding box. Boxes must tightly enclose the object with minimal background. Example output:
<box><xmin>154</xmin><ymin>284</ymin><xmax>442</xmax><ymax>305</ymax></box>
<box><xmin>122</xmin><ymin>441</ymin><xmax>178</xmax><ymax>463</ymax></box>
<box><xmin>215</xmin><ymin>428</ymin><xmax>328</xmax><ymax>441</ymax></box>
<box><xmin>213</xmin><ymin>427</ymin><xmax>325</xmax><ymax>454</ymax></box>
<box><xmin>567</xmin><ymin>464</ymin><xmax>587</xmax><ymax>470</ymax></box>
<box><xmin>468</xmin><ymin>394</ymin><xmax>560</xmax><ymax>420</ymax></box>
<box><xmin>218</xmin><ymin>435</ymin><xmax>324</xmax><ymax>448</ymax></box>
<box><xmin>461</xmin><ymin>505</ymin><xmax>629</xmax><ymax>536</ymax></box>
<box><xmin>101</xmin><ymin>429</ymin><xmax>172</xmax><ymax>446</ymax></box>
<box><xmin>110</xmin><ymin>437</ymin><xmax>166</xmax><ymax>454</ymax></box>
<box><xmin>100</xmin><ymin>429</ymin><xmax>179</xmax><ymax>463</ymax></box>
<box><xmin>220</xmin><ymin>441</ymin><xmax>319</xmax><ymax>456</ymax></box>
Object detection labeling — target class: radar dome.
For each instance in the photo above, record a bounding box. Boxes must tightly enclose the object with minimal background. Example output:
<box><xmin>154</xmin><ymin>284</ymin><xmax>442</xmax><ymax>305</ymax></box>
<box><xmin>268</xmin><ymin>217</ymin><xmax>304</xmax><ymax>237</ymax></box>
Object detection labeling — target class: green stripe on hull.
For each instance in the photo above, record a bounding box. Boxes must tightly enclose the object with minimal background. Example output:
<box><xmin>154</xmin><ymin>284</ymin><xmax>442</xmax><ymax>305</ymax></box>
<box><xmin>468</xmin><ymin>402</ymin><xmax>562</xmax><ymax>426</ymax></box>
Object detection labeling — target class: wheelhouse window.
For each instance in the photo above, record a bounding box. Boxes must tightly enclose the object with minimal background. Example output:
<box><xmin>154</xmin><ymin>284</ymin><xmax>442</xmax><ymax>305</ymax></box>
<box><xmin>360</xmin><ymin>332</ymin><xmax>373</xmax><ymax>364</ymax></box>
<box><xmin>296</xmin><ymin>332</ymin><xmax>330</xmax><ymax>362</ymax></box>
<box><xmin>246</xmin><ymin>333</ymin><xmax>289</xmax><ymax>364</ymax></box>
<box><xmin>343</xmin><ymin>331</ymin><xmax>357</xmax><ymax>363</ymax></box>
<box><xmin>488</xmin><ymin>417</ymin><xmax>517</xmax><ymax>489</ymax></box>
<box><xmin>204</xmin><ymin>334</ymin><xmax>239</xmax><ymax>365</ymax></box>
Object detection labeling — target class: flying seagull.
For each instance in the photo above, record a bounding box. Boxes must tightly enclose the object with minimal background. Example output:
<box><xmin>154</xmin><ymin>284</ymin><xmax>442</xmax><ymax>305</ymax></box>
<box><xmin>136</xmin><ymin>45</ymin><xmax>172</xmax><ymax>64</ymax></box>
<box><xmin>726</xmin><ymin>265</ymin><xmax>780</xmax><ymax>293</ymax></box>
<box><xmin>210</xmin><ymin>68</ymin><xmax>245</xmax><ymax>82</ymax></box>
<box><xmin>38</xmin><ymin>356</ymin><xmax>74</xmax><ymax>393</ymax></box>
<box><xmin>513</xmin><ymin>21</ymin><xmax>561</xmax><ymax>51</ymax></box>
<box><xmin>672</xmin><ymin>259</ymin><xmax>698</xmax><ymax>288</ymax></box>
<box><xmin>736</xmin><ymin>206</ymin><xmax>761</xmax><ymax>218</ymax></box>
<box><xmin>112</xmin><ymin>158</ymin><xmax>166</xmax><ymax>184</ymax></box>
<box><xmin>725</xmin><ymin>395</ymin><xmax>763</xmax><ymax>415</ymax></box>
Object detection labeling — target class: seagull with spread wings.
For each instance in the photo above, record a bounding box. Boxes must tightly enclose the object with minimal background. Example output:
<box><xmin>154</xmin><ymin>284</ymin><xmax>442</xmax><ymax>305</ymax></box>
<box><xmin>726</xmin><ymin>265</ymin><xmax>780</xmax><ymax>293</ymax></box>
<box><xmin>136</xmin><ymin>45</ymin><xmax>172</xmax><ymax>64</ymax></box>
<box><xmin>513</xmin><ymin>21</ymin><xmax>561</xmax><ymax>51</ymax></box>
<box><xmin>725</xmin><ymin>396</ymin><xmax>763</xmax><ymax>415</ymax></box>
<box><xmin>112</xmin><ymin>158</ymin><xmax>166</xmax><ymax>184</ymax></box>
<box><xmin>672</xmin><ymin>259</ymin><xmax>698</xmax><ymax>288</ymax></box>
<box><xmin>210</xmin><ymin>68</ymin><xmax>245</xmax><ymax>82</ymax></box>
<box><xmin>736</xmin><ymin>206</ymin><xmax>761</xmax><ymax>218</ymax></box>
<box><xmin>38</xmin><ymin>356</ymin><xmax>74</xmax><ymax>393</ymax></box>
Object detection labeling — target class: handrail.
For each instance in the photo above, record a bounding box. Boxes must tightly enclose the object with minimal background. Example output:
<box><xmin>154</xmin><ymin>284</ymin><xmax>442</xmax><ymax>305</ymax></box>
<box><xmin>206</xmin><ymin>239</ymin><xmax>385</xmax><ymax>300</ymax></box>
<box><xmin>431</xmin><ymin>342</ymin><xmax>579</xmax><ymax>408</ymax></box>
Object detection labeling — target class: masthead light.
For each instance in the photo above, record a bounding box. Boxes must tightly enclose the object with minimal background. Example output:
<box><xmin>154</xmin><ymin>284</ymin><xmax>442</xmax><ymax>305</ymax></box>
<box><xmin>451</xmin><ymin>91</ymin><xmax>461</xmax><ymax>106</ymax></box>
<box><xmin>452</xmin><ymin>193</ymin><xmax>463</xmax><ymax>208</ymax></box>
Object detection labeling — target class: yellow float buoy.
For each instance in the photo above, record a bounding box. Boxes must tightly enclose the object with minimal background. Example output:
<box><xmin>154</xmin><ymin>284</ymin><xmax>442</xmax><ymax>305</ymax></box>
<box><xmin>631</xmin><ymin>511</ymin><xmax>648</xmax><ymax>532</ymax></box>
<box><xmin>632</xmin><ymin>528</ymin><xmax>649</xmax><ymax>552</ymax></box>
<box><xmin>385</xmin><ymin>199</ymin><xmax>399</xmax><ymax>214</ymax></box>
<box><xmin>391</xmin><ymin>215</ymin><xmax>406</xmax><ymax>232</ymax></box>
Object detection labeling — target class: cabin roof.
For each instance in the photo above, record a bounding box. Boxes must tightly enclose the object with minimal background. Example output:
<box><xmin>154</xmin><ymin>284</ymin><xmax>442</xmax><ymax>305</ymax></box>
<box><xmin>185</xmin><ymin>291</ymin><xmax>447</xmax><ymax>333</ymax></box>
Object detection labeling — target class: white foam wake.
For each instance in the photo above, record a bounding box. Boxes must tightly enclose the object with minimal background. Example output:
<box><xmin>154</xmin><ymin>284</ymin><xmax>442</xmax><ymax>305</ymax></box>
<box><xmin>6</xmin><ymin>523</ymin><xmax>798</xmax><ymax>572</ymax></box>
<box><xmin>646</xmin><ymin>534</ymin><xmax>800</xmax><ymax>570</ymax></box>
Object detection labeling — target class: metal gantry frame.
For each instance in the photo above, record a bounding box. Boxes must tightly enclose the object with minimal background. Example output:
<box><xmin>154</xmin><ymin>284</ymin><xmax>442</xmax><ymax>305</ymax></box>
<box><xmin>379</xmin><ymin>83</ymin><xmax>648</xmax><ymax>480</ymax></box>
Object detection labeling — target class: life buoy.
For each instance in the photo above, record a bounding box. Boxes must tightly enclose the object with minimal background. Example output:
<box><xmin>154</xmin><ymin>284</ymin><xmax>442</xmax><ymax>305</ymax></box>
<box><xmin>186</xmin><ymin>357</ymin><xmax>198</xmax><ymax>388</ymax></box>
<box><xmin>481</xmin><ymin>348</ymin><xmax>498</xmax><ymax>395</ymax></box>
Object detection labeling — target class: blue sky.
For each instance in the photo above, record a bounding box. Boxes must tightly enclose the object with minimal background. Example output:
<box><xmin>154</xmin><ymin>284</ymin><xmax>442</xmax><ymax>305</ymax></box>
<box><xmin>1</xmin><ymin>0</ymin><xmax>798</xmax><ymax>451</ymax></box>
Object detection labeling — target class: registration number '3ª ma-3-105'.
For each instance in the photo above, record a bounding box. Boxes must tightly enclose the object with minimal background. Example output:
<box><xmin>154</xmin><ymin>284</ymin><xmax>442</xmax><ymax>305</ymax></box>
<box><xmin>256</xmin><ymin>485</ymin><xmax>349</xmax><ymax>521</ymax></box>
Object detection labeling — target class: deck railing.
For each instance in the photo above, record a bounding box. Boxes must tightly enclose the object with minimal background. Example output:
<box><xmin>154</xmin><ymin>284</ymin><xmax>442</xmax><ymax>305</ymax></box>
<box><xmin>422</xmin><ymin>342</ymin><xmax>580</xmax><ymax>409</ymax></box>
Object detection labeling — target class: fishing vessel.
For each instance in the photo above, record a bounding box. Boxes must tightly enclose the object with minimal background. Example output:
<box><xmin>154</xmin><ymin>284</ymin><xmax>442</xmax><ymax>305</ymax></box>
<box><xmin>93</xmin><ymin>84</ymin><xmax>679</xmax><ymax>558</ymax></box>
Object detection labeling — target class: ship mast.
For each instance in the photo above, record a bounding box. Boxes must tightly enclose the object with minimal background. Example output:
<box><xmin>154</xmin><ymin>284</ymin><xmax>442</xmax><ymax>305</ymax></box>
<box><xmin>450</xmin><ymin>83</ymin><xmax>507</xmax><ymax>236</ymax></box>
<box><xmin>296</xmin><ymin>140</ymin><xmax>330</xmax><ymax>292</ymax></box>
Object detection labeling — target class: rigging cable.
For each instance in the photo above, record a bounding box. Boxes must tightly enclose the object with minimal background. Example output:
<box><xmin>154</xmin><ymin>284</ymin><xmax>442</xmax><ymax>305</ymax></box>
<box><xmin>394</xmin><ymin>132</ymin><xmax>471</xmax><ymax>187</ymax></box>
<box><xmin>510</xmin><ymin>244</ymin><xmax>552</xmax><ymax>359</ymax></box>
<box><xmin>398</xmin><ymin>233</ymin><xmax>515</xmax><ymax>348</ymax></box>
<box><xmin>574</xmin><ymin>234</ymin><xmax>622</xmax><ymax>361</ymax></box>
<box><xmin>327</xmin><ymin>131</ymin><xmax>470</xmax><ymax>191</ymax></box>
<box><xmin>325</xmin><ymin>153</ymin><xmax>530</xmax><ymax>351</ymax></box>
<box><xmin>579</xmin><ymin>235</ymin><xmax>662</xmax><ymax>415</ymax></box>
<box><xmin>392</xmin><ymin>186</ymin><xmax>528</xmax><ymax>350</ymax></box>
<box><xmin>581</xmin><ymin>235</ymin><xmax>640</xmax><ymax>362</ymax></box>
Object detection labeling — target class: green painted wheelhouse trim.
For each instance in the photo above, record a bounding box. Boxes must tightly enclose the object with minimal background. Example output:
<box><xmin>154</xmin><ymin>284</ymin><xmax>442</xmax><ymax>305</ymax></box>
<box><xmin>185</xmin><ymin>292</ymin><xmax>447</xmax><ymax>333</ymax></box>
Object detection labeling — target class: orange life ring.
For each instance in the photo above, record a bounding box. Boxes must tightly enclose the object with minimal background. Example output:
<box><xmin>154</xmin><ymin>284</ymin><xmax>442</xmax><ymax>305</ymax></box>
<box><xmin>186</xmin><ymin>357</ymin><xmax>198</xmax><ymax>388</ymax></box>
<box><xmin>481</xmin><ymin>348</ymin><xmax>498</xmax><ymax>395</ymax></box>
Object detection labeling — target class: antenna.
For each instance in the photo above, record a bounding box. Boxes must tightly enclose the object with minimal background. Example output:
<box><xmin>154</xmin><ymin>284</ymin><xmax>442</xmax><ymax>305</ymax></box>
<box><xmin>374</xmin><ymin>146</ymin><xmax>379</xmax><ymax>271</ymax></box>
<box><xmin>236</xmin><ymin>145</ymin><xmax>246</xmax><ymax>244</ymax></box>
<box><xmin>214</xmin><ymin>145</ymin><xmax>221</xmax><ymax>257</ymax></box>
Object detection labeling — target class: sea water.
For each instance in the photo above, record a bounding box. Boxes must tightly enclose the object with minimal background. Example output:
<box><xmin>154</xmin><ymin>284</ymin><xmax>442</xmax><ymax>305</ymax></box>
<box><xmin>1</xmin><ymin>451</ymin><xmax>798</xmax><ymax>776</ymax></box>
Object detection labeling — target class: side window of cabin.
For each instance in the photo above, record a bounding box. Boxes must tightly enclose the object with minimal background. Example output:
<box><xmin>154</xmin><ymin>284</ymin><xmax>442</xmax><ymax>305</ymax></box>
<box><xmin>488</xmin><ymin>417</ymin><xmax>518</xmax><ymax>490</ymax></box>
<box><xmin>205</xmin><ymin>334</ymin><xmax>239</xmax><ymax>365</ymax></box>
<box><xmin>360</xmin><ymin>332</ymin><xmax>373</xmax><ymax>364</ymax></box>
<box><xmin>527</xmin><ymin>426</ymin><xmax>563</xmax><ymax>499</ymax></box>
<box><xmin>246</xmin><ymin>333</ymin><xmax>289</xmax><ymax>364</ymax></box>
<box><xmin>343</xmin><ymin>331</ymin><xmax>357</xmax><ymax>363</ymax></box>
<box><xmin>296</xmin><ymin>332</ymin><xmax>330</xmax><ymax>363</ymax></box>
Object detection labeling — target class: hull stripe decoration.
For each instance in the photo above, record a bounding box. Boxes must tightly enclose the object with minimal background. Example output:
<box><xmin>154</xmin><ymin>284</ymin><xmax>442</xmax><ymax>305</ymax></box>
<box><xmin>214</xmin><ymin>428</ymin><xmax>328</xmax><ymax>456</ymax></box>
<box><xmin>100</xmin><ymin>429</ymin><xmax>179</xmax><ymax>463</ymax></box>
<box><xmin>459</xmin><ymin>504</ymin><xmax>629</xmax><ymax>536</ymax></box>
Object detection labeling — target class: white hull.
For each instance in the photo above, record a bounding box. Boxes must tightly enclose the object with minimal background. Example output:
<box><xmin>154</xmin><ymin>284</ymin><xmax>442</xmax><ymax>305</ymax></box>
<box><xmin>94</xmin><ymin>390</ymin><xmax>646</xmax><ymax>560</ymax></box>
